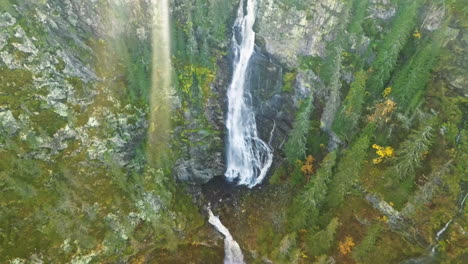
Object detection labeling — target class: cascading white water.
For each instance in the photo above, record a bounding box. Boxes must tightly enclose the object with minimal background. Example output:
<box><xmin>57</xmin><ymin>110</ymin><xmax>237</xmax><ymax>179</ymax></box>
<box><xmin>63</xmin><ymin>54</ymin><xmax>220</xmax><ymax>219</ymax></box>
<box><xmin>225</xmin><ymin>0</ymin><xmax>273</xmax><ymax>188</ymax></box>
<box><xmin>430</xmin><ymin>192</ymin><xmax>468</xmax><ymax>255</ymax></box>
<box><xmin>208</xmin><ymin>208</ymin><xmax>245</xmax><ymax>264</ymax></box>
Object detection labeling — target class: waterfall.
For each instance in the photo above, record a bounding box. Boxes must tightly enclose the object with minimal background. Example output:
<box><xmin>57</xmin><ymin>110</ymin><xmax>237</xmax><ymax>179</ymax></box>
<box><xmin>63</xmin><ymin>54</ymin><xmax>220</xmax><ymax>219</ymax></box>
<box><xmin>430</xmin><ymin>192</ymin><xmax>468</xmax><ymax>255</ymax></box>
<box><xmin>225</xmin><ymin>0</ymin><xmax>273</xmax><ymax>188</ymax></box>
<box><xmin>208</xmin><ymin>208</ymin><xmax>245</xmax><ymax>264</ymax></box>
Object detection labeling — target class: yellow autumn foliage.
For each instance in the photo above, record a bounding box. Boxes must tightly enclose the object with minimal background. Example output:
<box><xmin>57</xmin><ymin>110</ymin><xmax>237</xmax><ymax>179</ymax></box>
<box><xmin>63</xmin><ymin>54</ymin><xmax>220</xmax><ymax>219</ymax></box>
<box><xmin>338</xmin><ymin>235</ymin><xmax>355</xmax><ymax>255</ymax></box>
<box><xmin>368</xmin><ymin>99</ymin><xmax>397</xmax><ymax>122</ymax></box>
<box><xmin>382</xmin><ymin>86</ymin><xmax>392</xmax><ymax>97</ymax></box>
<box><xmin>301</xmin><ymin>155</ymin><xmax>315</xmax><ymax>176</ymax></box>
<box><xmin>372</xmin><ymin>144</ymin><xmax>395</xmax><ymax>164</ymax></box>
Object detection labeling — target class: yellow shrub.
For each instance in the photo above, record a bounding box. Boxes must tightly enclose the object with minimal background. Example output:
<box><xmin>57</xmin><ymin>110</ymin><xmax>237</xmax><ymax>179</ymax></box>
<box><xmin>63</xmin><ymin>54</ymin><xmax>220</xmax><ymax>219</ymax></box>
<box><xmin>372</xmin><ymin>144</ymin><xmax>394</xmax><ymax>164</ymax></box>
<box><xmin>338</xmin><ymin>235</ymin><xmax>355</xmax><ymax>255</ymax></box>
<box><xmin>368</xmin><ymin>99</ymin><xmax>397</xmax><ymax>122</ymax></box>
<box><xmin>301</xmin><ymin>155</ymin><xmax>315</xmax><ymax>176</ymax></box>
<box><xmin>382</xmin><ymin>86</ymin><xmax>392</xmax><ymax>97</ymax></box>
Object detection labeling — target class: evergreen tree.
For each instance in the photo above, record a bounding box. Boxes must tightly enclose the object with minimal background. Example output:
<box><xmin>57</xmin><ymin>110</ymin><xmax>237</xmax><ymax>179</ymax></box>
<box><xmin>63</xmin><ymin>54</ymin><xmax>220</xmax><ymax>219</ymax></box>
<box><xmin>367</xmin><ymin>0</ymin><xmax>424</xmax><ymax>99</ymax></box>
<box><xmin>288</xmin><ymin>152</ymin><xmax>337</xmax><ymax>230</ymax></box>
<box><xmin>301</xmin><ymin>152</ymin><xmax>337</xmax><ymax>222</ymax></box>
<box><xmin>305</xmin><ymin>217</ymin><xmax>340</xmax><ymax>257</ymax></box>
<box><xmin>351</xmin><ymin>224</ymin><xmax>382</xmax><ymax>262</ymax></box>
<box><xmin>348</xmin><ymin>0</ymin><xmax>370</xmax><ymax>37</ymax></box>
<box><xmin>327</xmin><ymin>123</ymin><xmax>376</xmax><ymax>208</ymax></box>
<box><xmin>391</xmin><ymin>31</ymin><xmax>446</xmax><ymax>115</ymax></box>
<box><xmin>332</xmin><ymin>71</ymin><xmax>368</xmax><ymax>141</ymax></box>
<box><xmin>394</xmin><ymin>116</ymin><xmax>437</xmax><ymax>179</ymax></box>
<box><xmin>319</xmin><ymin>1</ymin><xmax>353</xmax><ymax>132</ymax></box>
<box><xmin>285</xmin><ymin>96</ymin><xmax>314</xmax><ymax>162</ymax></box>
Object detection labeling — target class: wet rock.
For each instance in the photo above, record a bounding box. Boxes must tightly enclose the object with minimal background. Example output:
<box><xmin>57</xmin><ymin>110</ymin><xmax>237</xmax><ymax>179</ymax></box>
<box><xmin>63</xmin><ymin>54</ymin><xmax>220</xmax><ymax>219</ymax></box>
<box><xmin>362</xmin><ymin>189</ymin><xmax>430</xmax><ymax>248</ymax></box>
<box><xmin>12</xmin><ymin>26</ymin><xmax>38</xmax><ymax>55</ymax></box>
<box><xmin>174</xmin><ymin>120</ymin><xmax>225</xmax><ymax>185</ymax></box>
<box><xmin>175</xmin><ymin>153</ymin><xmax>224</xmax><ymax>185</ymax></box>
<box><xmin>173</xmin><ymin>57</ymin><xmax>228</xmax><ymax>185</ymax></box>
<box><xmin>368</xmin><ymin>0</ymin><xmax>396</xmax><ymax>21</ymax></box>
<box><xmin>0</xmin><ymin>110</ymin><xmax>19</xmax><ymax>134</ymax></box>
<box><xmin>0</xmin><ymin>51</ymin><xmax>21</xmax><ymax>68</ymax></box>
<box><xmin>35</xmin><ymin>125</ymin><xmax>77</xmax><ymax>155</ymax></box>
<box><xmin>294</xmin><ymin>70</ymin><xmax>316</xmax><ymax>106</ymax></box>
<box><xmin>366</xmin><ymin>193</ymin><xmax>404</xmax><ymax>228</ymax></box>
<box><xmin>0</xmin><ymin>12</ymin><xmax>16</xmax><ymax>28</ymax></box>
<box><xmin>400</xmin><ymin>256</ymin><xmax>438</xmax><ymax>264</ymax></box>
<box><xmin>247</xmin><ymin>51</ymin><xmax>296</xmax><ymax>156</ymax></box>
<box><xmin>422</xmin><ymin>5</ymin><xmax>445</xmax><ymax>31</ymax></box>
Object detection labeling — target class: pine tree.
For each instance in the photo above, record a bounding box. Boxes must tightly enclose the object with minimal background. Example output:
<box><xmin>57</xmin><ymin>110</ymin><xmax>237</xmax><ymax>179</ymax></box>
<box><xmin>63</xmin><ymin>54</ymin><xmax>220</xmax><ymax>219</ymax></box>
<box><xmin>367</xmin><ymin>0</ymin><xmax>424</xmax><ymax>99</ymax></box>
<box><xmin>351</xmin><ymin>224</ymin><xmax>382</xmax><ymax>262</ymax></box>
<box><xmin>349</xmin><ymin>0</ymin><xmax>369</xmax><ymax>34</ymax></box>
<box><xmin>391</xmin><ymin>29</ymin><xmax>446</xmax><ymax>115</ymax></box>
<box><xmin>394</xmin><ymin>116</ymin><xmax>437</xmax><ymax>179</ymax></box>
<box><xmin>285</xmin><ymin>96</ymin><xmax>314</xmax><ymax>162</ymax></box>
<box><xmin>305</xmin><ymin>217</ymin><xmax>340</xmax><ymax>257</ymax></box>
<box><xmin>319</xmin><ymin>1</ymin><xmax>353</xmax><ymax>132</ymax></box>
<box><xmin>327</xmin><ymin>123</ymin><xmax>376</xmax><ymax>208</ymax></box>
<box><xmin>332</xmin><ymin>71</ymin><xmax>368</xmax><ymax>141</ymax></box>
<box><xmin>301</xmin><ymin>152</ymin><xmax>337</xmax><ymax>222</ymax></box>
<box><xmin>288</xmin><ymin>152</ymin><xmax>337</xmax><ymax>230</ymax></box>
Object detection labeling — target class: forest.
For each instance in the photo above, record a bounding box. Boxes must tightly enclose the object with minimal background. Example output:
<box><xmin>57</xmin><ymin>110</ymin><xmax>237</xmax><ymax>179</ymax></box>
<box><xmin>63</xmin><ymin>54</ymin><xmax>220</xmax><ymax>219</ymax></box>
<box><xmin>0</xmin><ymin>0</ymin><xmax>466</xmax><ymax>263</ymax></box>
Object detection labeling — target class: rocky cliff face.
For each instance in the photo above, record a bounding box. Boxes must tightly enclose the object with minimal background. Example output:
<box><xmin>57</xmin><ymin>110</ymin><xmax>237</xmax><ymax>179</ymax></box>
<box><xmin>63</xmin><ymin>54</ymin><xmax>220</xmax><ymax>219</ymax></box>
<box><xmin>0</xmin><ymin>0</ymin><xmax>153</xmax><ymax>168</ymax></box>
<box><xmin>173</xmin><ymin>0</ymin><xmax>388</xmax><ymax>184</ymax></box>
<box><xmin>0</xmin><ymin>1</ymin><xmax>203</xmax><ymax>262</ymax></box>
<box><xmin>0</xmin><ymin>0</ymin><xmax>401</xmax><ymax>188</ymax></box>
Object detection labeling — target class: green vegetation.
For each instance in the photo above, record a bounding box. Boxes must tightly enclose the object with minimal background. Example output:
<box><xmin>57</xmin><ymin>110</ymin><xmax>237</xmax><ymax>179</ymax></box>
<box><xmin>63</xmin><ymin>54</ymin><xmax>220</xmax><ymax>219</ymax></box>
<box><xmin>394</xmin><ymin>115</ymin><xmax>437</xmax><ymax>179</ymax></box>
<box><xmin>284</xmin><ymin>96</ymin><xmax>314</xmax><ymax>162</ymax></box>
<box><xmin>367</xmin><ymin>0</ymin><xmax>424</xmax><ymax>99</ymax></box>
<box><xmin>391</xmin><ymin>36</ymin><xmax>443</xmax><ymax>114</ymax></box>
<box><xmin>175</xmin><ymin>62</ymin><xmax>216</xmax><ymax>106</ymax></box>
<box><xmin>282</xmin><ymin>71</ymin><xmax>297</xmax><ymax>92</ymax></box>
<box><xmin>288</xmin><ymin>151</ymin><xmax>337</xmax><ymax>230</ymax></box>
<box><xmin>0</xmin><ymin>67</ymin><xmax>34</xmax><ymax>110</ymax></box>
<box><xmin>327</xmin><ymin>124</ymin><xmax>376</xmax><ymax>209</ymax></box>
<box><xmin>240</xmin><ymin>1</ymin><xmax>465</xmax><ymax>263</ymax></box>
<box><xmin>304</xmin><ymin>217</ymin><xmax>340</xmax><ymax>256</ymax></box>
<box><xmin>348</xmin><ymin>0</ymin><xmax>370</xmax><ymax>37</ymax></box>
<box><xmin>332</xmin><ymin>71</ymin><xmax>368</xmax><ymax>141</ymax></box>
<box><xmin>351</xmin><ymin>224</ymin><xmax>382</xmax><ymax>262</ymax></box>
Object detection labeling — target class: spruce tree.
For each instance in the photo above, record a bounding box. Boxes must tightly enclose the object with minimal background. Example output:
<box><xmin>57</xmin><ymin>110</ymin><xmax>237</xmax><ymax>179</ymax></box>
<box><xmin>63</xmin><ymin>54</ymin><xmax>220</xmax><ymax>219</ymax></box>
<box><xmin>367</xmin><ymin>0</ymin><xmax>424</xmax><ymax>99</ymax></box>
<box><xmin>332</xmin><ymin>71</ymin><xmax>368</xmax><ymax>141</ymax></box>
<box><xmin>305</xmin><ymin>217</ymin><xmax>340</xmax><ymax>257</ymax></box>
<box><xmin>394</xmin><ymin>116</ymin><xmax>437</xmax><ymax>179</ymax></box>
<box><xmin>351</xmin><ymin>224</ymin><xmax>382</xmax><ymax>262</ymax></box>
<box><xmin>284</xmin><ymin>96</ymin><xmax>314</xmax><ymax>162</ymax></box>
<box><xmin>288</xmin><ymin>151</ymin><xmax>337</xmax><ymax>230</ymax></box>
<box><xmin>391</xmin><ymin>29</ymin><xmax>446</xmax><ymax>115</ymax></box>
<box><xmin>327</xmin><ymin>123</ymin><xmax>376</xmax><ymax>208</ymax></box>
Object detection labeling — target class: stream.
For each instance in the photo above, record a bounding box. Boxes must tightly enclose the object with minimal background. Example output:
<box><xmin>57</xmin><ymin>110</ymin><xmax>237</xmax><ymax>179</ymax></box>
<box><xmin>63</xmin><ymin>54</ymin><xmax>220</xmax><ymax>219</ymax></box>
<box><xmin>208</xmin><ymin>208</ymin><xmax>245</xmax><ymax>264</ymax></box>
<box><xmin>430</xmin><ymin>192</ymin><xmax>468</xmax><ymax>255</ymax></box>
<box><xmin>402</xmin><ymin>192</ymin><xmax>468</xmax><ymax>264</ymax></box>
